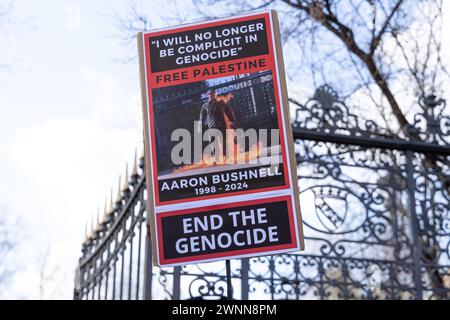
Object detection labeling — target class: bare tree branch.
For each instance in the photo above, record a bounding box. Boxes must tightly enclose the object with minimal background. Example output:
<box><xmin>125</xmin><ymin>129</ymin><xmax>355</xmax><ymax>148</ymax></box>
<box><xmin>369</xmin><ymin>0</ymin><xmax>404</xmax><ymax>54</ymax></box>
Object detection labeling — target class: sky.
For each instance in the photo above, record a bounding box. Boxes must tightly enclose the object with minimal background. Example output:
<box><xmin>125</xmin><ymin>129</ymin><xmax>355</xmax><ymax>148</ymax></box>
<box><xmin>0</xmin><ymin>0</ymin><xmax>449</xmax><ymax>299</ymax></box>
<box><xmin>0</xmin><ymin>0</ymin><xmax>149</xmax><ymax>299</ymax></box>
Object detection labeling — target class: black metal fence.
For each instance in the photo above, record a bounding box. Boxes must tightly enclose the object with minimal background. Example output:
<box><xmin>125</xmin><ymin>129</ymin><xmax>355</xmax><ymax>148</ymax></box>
<box><xmin>74</xmin><ymin>85</ymin><xmax>450</xmax><ymax>300</ymax></box>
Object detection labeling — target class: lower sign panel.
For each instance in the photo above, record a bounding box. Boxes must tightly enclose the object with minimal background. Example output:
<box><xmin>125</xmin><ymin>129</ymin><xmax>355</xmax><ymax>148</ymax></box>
<box><xmin>156</xmin><ymin>196</ymin><xmax>299</xmax><ymax>265</ymax></box>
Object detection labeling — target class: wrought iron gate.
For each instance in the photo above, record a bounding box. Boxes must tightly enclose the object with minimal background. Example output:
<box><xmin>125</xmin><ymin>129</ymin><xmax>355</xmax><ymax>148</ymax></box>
<box><xmin>73</xmin><ymin>85</ymin><xmax>450</xmax><ymax>300</ymax></box>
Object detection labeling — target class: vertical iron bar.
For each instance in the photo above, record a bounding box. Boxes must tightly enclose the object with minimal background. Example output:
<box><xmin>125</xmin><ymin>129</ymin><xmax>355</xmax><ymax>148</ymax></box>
<box><xmin>97</xmin><ymin>272</ymin><xmax>102</xmax><ymax>300</ymax></box>
<box><xmin>79</xmin><ymin>270</ymin><xmax>84</xmax><ymax>300</ymax></box>
<box><xmin>226</xmin><ymin>259</ymin><xmax>233</xmax><ymax>300</ymax></box>
<box><xmin>406</xmin><ymin>149</ymin><xmax>423</xmax><ymax>300</ymax></box>
<box><xmin>318</xmin><ymin>257</ymin><xmax>325</xmax><ymax>300</ymax></box>
<box><xmin>112</xmin><ymin>233</ymin><xmax>118</xmax><ymax>300</ymax></box>
<box><xmin>143</xmin><ymin>223</ymin><xmax>153</xmax><ymax>300</ymax></box>
<box><xmin>136</xmin><ymin>219</ymin><xmax>143</xmax><ymax>299</ymax></box>
<box><xmin>85</xmin><ymin>269</ymin><xmax>89</xmax><ymax>300</ymax></box>
<box><xmin>73</xmin><ymin>267</ymin><xmax>82</xmax><ymax>300</ymax></box>
<box><xmin>270</xmin><ymin>256</ymin><xmax>274</xmax><ymax>300</ymax></box>
<box><xmin>104</xmin><ymin>243</ymin><xmax>111</xmax><ymax>299</ymax></box>
<box><xmin>112</xmin><ymin>257</ymin><xmax>117</xmax><ymax>299</ymax></box>
<box><xmin>342</xmin><ymin>260</ymin><xmax>349</xmax><ymax>299</ymax></box>
<box><xmin>388</xmin><ymin>263</ymin><xmax>396</xmax><ymax>300</ymax></box>
<box><xmin>295</xmin><ymin>256</ymin><xmax>300</xmax><ymax>300</ymax></box>
<box><xmin>119</xmin><ymin>247</ymin><xmax>125</xmax><ymax>300</ymax></box>
<box><xmin>91</xmin><ymin>264</ymin><xmax>95</xmax><ymax>300</ymax></box>
<box><xmin>97</xmin><ymin>252</ymin><xmax>103</xmax><ymax>300</ymax></box>
<box><xmin>91</xmin><ymin>282</ymin><xmax>95</xmax><ymax>300</ymax></box>
<box><xmin>241</xmin><ymin>258</ymin><xmax>249</xmax><ymax>300</ymax></box>
<box><xmin>173</xmin><ymin>266</ymin><xmax>181</xmax><ymax>299</ymax></box>
<box><xmin>104</xmin><ymin>267</ymin><xmax>109</xmax><ymax>300</ymax></box>
<box><xmin>128</xmin><ymin>233</ymin><xmax>134</xmax><ymax>300</ymax></box>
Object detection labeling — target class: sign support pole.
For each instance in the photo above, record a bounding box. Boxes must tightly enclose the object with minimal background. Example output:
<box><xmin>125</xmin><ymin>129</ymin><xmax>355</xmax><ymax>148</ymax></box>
<box><xmin>226</xmin><ymin>259</ymin><xmax>233</xmax><ymax>300</ymax></box>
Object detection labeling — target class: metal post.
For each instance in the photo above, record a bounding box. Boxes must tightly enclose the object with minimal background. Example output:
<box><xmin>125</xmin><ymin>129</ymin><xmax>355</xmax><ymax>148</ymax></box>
<box><xmin>143</xmin><ymin>224</ymin><xmax>153</xmax><ymax>300</ymax></box>
<box><xmin>405</xmin><ymin>150</ymin><xmax>423</xmax><ymax>300</ymax></box>
<box><xmin>173</xmin><ymin>266</ymin><xmax>181</xmax><ymax>299</ymax></box>
<box><xmin>73</xmin><ymin>267</ymin><xmax>82</xmax><ymax>300</ymax></box>
<box><xmin>241</xmin><ymin>258</ymin><xmax>249</xmax><ymax>300</ymax></box>
<box><xmin>226</xmin><ymin>259</ymin><xmax>233</xmax><ymax>300</ymax></box>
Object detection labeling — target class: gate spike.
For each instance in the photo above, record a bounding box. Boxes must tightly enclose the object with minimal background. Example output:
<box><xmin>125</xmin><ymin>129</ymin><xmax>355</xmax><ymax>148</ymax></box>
<box><xmin>102</xmin><ymin>198</ymin><xmax>108</xmax><ymax>222</ymax></box>
<box><xmin>96</xmin><ymin>206</ymin><xmax>101</xmax><ymax>231</ymax></box>
<box><xmin>102</xmin><ymin>200</ymin><xmax>107</xmax><ymax>224</ymax></box>
<box><xmin>90</xmin><ymin>212</ymin><xmax>95</xmax><ymax>237</ymax></box>
<box><xmin>122</xmin><ymin>162</ymin><xmax>129</xmax><ymax>191</ymax></box>
<box><xmin>83</xmin><ymin>220</ymin><xmax>89</xmax><ymax>244</ymax></box>
<box><xmin>139</xmin><ymin>146</ymin><xmax>145</xmax><ymax>170</ymax></box>
<box><xmin>131</xmin><ymin>148</ymin><xmax>138</xmax><ymax>177</ymax></box>
<box><xmin>108</xmin><ymin>187</ymin><xmax>114</xmax><ymax>215</ymax></box>
<box><xmin>115</xmin><ymin>175</ymin><xmax>122</xmax><ymax>203</ymax></box>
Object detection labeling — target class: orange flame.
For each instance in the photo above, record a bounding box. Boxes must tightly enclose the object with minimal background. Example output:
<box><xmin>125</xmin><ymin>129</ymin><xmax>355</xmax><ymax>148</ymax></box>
<box><xmin>173</xmin><ymin>140</ymin><xmax>264</xmax><ymax>174</ymax></box>
<box><xmin>216</xmin><ymin>92</ymin><xmax>234</xmax><ymax>103</ymax></box>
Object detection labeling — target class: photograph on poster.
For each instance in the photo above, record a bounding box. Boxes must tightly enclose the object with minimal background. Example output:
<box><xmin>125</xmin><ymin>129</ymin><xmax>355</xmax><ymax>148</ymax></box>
<box><xmin>152</xmin><ymin>70</ymin><xmax>286</xmax><ymax>202</ymax></box>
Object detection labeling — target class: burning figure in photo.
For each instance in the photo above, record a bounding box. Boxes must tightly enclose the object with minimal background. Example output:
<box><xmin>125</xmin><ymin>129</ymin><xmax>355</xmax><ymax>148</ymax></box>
<box><xmin>199</xmin><ymin>88</ymin><xmax>236</xmax><ymax>157</ymax></box>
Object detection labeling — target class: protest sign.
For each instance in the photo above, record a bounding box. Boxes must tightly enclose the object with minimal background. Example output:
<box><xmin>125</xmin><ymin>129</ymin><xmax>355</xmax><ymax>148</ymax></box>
<box><xmin>138</xmin><ymin>10</ymin><xmax>304</xmax><ymax>266</ymax></box>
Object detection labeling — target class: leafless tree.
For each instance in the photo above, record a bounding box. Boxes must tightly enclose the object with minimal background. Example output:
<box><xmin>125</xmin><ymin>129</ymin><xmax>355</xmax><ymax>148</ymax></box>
<box><xmin>0</xmin><ymin>0</ymin><xmax>14</xmax><ymax>37</ymax></box>
<box><xmin>0</xmin><ymin>0</ymin><xmax>32</xmax><ymax>75</ymax></box>
<box><xmin>194</xmin><ymin>1</ymin><xmax>449</xmax><ymax>133</ymax></box>
<box><xmin>115</xmin><ymin>0</ymin><xmax>448</xmax><ymax>134</ymax></box>
<box><xmin>113</xmin><ymin>0</ymin><xmax>449</xmax><ymax>298</ymax></box>
<box><xmin>37</xmin><ymin>246</ymin><xmax>65</xmax><ymax>300</ymax></box>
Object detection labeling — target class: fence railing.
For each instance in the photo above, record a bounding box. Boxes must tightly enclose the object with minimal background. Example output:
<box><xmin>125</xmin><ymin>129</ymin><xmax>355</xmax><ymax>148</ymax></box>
<box><xmin>74</xmin><ymin>85</ymin><xmax>450</xmax><ymax>300</ymax></box>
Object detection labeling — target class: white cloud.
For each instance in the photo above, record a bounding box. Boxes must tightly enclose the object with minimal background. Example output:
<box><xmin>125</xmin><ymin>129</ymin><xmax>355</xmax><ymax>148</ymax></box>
<box><xmin>1</xmin><ymin>67</ymin><xmax>143</xmax><ymax>299</ymax></box>
<box><xmin>81</xmin><ymin>67</ymin><xmax>142</xmax><ymax>130</ymax></box>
